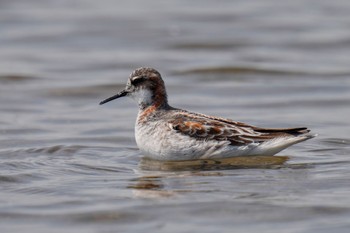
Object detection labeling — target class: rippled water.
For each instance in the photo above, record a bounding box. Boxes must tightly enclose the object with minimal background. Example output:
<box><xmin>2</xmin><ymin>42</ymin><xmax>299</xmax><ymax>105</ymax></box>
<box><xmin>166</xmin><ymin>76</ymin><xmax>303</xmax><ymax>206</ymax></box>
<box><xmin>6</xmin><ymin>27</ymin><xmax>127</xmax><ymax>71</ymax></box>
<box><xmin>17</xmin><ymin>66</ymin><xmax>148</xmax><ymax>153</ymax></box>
<box><xmin>1</xmin><ymin>0</ymin><xmax>350</xmax><ymax>232</ymax></box>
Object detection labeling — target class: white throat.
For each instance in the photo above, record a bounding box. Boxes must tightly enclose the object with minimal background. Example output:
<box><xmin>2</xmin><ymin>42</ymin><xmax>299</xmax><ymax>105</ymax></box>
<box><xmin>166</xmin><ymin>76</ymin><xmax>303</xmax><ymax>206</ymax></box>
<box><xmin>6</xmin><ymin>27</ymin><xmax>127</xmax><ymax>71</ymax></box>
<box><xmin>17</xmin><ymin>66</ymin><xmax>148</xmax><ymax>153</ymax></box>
<box><xmin>130</xmin><ymin>88</ymin><xmax>153</xmax><ymax>107</ymax></box>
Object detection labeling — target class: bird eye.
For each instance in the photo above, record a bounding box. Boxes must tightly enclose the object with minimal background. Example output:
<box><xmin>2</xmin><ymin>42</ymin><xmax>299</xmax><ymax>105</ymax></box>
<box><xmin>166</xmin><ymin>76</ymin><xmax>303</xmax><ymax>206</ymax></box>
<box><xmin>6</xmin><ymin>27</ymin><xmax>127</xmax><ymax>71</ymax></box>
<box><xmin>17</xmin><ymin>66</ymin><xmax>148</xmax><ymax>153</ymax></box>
<box><xmin>131</xmin><ymin>76</ymin><xmax>146</xmax><ymax>85</ymax></box>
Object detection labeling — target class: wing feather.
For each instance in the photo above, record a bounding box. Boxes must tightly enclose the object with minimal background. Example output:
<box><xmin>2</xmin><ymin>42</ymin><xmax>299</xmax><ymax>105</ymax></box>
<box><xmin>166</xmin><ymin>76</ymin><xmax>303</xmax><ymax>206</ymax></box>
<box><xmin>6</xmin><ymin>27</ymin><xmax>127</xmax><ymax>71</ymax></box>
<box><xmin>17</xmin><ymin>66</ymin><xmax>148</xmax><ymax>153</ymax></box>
<box><xmin>169</xmin><ymin>110</ymin><xmax>309</xmax><ymax>146</ymax></box>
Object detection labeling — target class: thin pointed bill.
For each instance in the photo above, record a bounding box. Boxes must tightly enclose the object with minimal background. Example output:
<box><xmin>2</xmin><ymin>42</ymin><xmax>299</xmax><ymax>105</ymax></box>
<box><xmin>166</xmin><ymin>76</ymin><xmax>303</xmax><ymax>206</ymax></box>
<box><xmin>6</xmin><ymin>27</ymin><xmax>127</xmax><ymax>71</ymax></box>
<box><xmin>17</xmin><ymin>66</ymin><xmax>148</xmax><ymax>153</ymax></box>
<box><xmin>99</xmin><ymin>90</ymin><xmax>128</xmax><ymax>105</ymax></box>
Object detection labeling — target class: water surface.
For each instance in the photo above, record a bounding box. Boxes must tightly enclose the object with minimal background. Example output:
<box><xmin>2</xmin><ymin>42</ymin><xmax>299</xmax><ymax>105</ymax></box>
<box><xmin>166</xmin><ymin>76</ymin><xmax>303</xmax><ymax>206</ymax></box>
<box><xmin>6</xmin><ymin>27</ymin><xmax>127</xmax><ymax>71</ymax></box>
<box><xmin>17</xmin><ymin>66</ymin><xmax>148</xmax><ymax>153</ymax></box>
<box><xmin>1</xmin><ymin>1</ymin><xmax>350</xmax><ymax>232</ymax></box>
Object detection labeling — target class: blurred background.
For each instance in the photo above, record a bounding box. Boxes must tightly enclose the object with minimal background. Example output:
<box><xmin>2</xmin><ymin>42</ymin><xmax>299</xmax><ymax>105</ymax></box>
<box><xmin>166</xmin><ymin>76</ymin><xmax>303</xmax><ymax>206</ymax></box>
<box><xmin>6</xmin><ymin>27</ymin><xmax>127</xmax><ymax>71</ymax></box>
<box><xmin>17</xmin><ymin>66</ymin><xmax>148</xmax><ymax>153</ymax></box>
<box><xmin>0</xmin><ymin>0</ymin><xmax>350</xmax><ymax>233</ymax></box>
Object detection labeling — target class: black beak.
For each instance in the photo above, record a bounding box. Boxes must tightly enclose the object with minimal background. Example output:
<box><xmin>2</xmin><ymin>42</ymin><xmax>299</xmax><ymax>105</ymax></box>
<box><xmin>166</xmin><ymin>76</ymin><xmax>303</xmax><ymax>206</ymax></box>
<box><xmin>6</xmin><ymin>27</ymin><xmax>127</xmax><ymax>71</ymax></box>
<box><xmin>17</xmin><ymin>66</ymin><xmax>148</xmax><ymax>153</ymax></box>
<box><xmin>99</xmin><ymin>90</ymin><xmax>128</xmax><ymax>105</ymax></box>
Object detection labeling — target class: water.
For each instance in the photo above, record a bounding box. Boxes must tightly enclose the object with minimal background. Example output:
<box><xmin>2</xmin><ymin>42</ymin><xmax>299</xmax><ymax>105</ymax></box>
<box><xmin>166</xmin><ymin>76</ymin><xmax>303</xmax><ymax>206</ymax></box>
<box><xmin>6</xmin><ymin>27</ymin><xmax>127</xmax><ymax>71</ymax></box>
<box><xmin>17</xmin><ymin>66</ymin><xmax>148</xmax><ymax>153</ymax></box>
<box><xmin>1</xmin><ymin>0</ymin><xmax>350</xmax><ymax>232</ymax></box>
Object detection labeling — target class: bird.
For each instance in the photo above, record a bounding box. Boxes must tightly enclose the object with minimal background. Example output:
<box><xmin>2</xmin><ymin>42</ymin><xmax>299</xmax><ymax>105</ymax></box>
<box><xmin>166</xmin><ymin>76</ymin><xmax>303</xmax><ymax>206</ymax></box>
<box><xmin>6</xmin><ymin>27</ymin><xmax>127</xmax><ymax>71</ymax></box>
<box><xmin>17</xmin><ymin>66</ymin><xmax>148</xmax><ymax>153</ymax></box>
<box><xmin>100</xmin><ymin>67</ymin><xmax>315</xmax><ymax>161</ymax></box>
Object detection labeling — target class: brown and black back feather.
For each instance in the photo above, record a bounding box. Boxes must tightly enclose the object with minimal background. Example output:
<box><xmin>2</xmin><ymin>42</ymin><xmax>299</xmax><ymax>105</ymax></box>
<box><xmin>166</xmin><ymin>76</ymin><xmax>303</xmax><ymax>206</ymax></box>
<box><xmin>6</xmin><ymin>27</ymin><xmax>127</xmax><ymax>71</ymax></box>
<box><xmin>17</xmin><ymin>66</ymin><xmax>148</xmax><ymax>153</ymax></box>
<box><xmin>169</xmin><ymin>110</ymin><xmax>311</xmax><ymax>146</ymax></box>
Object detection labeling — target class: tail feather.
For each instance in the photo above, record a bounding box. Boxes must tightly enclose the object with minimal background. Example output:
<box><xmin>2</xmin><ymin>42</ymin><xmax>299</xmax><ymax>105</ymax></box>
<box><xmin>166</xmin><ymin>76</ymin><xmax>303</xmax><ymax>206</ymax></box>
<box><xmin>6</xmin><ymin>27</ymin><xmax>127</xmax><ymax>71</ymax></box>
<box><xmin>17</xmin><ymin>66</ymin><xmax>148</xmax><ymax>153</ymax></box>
<box><xmin>250</xmin><ymin>132</ymin><xmax>316</xmax><ymax>156</ymax></box>
<box><xmin>255</xmin><ymin>127</ymin><xmax>310</xmax><ymax>136</ymax></box>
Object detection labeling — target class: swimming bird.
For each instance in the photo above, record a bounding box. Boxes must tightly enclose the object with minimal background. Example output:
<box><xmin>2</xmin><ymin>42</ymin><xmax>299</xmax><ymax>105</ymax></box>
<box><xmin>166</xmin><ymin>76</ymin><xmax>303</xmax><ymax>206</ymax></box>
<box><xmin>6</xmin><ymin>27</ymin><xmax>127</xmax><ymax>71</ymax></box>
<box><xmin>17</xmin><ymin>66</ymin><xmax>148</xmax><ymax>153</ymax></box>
<box><xmin>100</xmin><ymin>67</ymin><xmax>314</xmax><ymax>161</ymax></box>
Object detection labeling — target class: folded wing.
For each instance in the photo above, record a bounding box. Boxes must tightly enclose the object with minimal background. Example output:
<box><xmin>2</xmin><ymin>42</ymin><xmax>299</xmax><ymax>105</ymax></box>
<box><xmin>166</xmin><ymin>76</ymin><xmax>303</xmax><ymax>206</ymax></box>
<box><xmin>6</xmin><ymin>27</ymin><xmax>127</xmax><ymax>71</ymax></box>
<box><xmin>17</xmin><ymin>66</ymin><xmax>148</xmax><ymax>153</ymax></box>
<box><xmin>169</xmin><ymin>111</ymin><xmax>310</xmax><ymax>146</ymax></box>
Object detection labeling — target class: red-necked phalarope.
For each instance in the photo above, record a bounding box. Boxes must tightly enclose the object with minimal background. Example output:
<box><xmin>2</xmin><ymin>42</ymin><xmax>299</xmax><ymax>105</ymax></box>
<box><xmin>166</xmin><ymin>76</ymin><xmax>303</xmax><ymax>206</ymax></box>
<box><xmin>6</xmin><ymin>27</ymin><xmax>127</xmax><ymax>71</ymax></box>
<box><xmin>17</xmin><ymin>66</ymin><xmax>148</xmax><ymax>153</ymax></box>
<box><xmin>100</xmin><ymin>67</ymin><xmax>315</xmax><ymax>161</ymax></box>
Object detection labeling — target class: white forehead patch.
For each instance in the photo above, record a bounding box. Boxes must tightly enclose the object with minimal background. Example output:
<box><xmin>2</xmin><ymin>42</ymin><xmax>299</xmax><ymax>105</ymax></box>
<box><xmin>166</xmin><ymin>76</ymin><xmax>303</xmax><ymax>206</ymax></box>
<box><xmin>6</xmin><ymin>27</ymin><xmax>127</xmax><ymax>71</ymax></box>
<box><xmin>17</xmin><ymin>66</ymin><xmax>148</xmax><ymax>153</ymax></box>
<box><xmin>131</xmin><ymin>76</ymin><xmax>143</xmax><ymax>82</ymax></box>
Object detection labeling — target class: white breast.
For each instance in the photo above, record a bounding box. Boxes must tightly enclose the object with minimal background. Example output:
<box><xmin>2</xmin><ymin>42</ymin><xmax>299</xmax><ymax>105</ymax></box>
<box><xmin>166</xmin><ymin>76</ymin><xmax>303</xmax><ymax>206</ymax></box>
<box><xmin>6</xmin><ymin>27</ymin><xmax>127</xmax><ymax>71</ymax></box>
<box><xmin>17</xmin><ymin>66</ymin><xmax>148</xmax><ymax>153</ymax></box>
<box><xmin>133</xmin><ymin>110</ymin><xmax>308</xmax><ymax>160</ymax></box>
<box><xmin>134</xmin><ymin>117</ymin><xmax>234</xmax><ymax>160</ymax></box>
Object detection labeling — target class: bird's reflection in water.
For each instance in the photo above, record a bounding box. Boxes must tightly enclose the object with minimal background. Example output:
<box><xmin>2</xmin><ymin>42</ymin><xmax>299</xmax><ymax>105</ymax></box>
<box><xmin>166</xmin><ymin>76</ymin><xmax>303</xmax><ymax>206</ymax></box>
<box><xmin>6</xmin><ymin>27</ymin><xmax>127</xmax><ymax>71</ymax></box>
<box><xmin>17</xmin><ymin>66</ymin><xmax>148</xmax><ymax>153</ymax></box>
<box><xmin>128</xmin><ymin>176</ymin><xmax>176</xmax><ymax>198</ymax></box>
<box><xmin>128</xmin><ymin>155</ymin><xmax>289</xmax><ymax>198</ymax></box>
<box><xmin>139</xmin><ymin>155</ymin><xmax>289</xmax><ymax>171</ymax></box>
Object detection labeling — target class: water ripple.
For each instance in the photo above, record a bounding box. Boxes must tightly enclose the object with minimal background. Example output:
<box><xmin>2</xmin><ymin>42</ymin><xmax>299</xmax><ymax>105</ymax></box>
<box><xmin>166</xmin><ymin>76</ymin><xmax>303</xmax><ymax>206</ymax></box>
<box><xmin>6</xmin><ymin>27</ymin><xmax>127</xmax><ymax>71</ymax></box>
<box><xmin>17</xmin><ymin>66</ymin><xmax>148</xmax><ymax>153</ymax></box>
<box><xmin>175</xmin><ymin>66</ymin><xmax>350</xmax><ymax>76</ymax></box>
